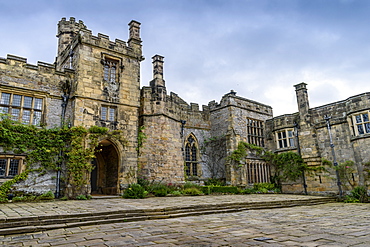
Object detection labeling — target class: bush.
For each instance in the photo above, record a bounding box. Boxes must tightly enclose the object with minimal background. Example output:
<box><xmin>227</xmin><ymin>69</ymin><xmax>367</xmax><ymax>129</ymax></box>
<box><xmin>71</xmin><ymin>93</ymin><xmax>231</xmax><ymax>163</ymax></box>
<box><xmin>253</xmin><ymin>183</ymin><xmax>275</xmax><ymax>191</ymax></box>
<box><xmin>202</xmin><ymin>186</ymin><xmax>239</xmax><ymax>194</ymax></box>
<box><xmin>123</xmin><ymin>184</ymin><xmax>147</xmax><ymax>199</ymax></box>
<box><xmin>344</xmin><ymin>186</ymin><xmax>368</xmax><ymax>203</ymax></box>
<box><xmin>183</xmin><ymin>187</ymin><xmax>202</xmax><ymax>196</ymax></box>
<box><xmin>240</xmin><ymin>188</ymin><xmax>255</xmax><ymax>194</ymax></box>
<box><xmin>75</xmin><ymin>195</ymin><xmax>88</xmax><ymax>200</ymax></box>
<box><xmin>170</xmin><ymin>190</ymin><xmax>182</xmax><ymax>196</ymax></box>
<box><xmin>38</xmin><ymin>191</ymin><xmax>55</xmax><ymax>200</ymax></box>
<box><xmin>12</xmin><ymin>195</ymin><xmax>33</xmax><ymax>202</ymax></box>
<box><xmin>251</xmin><ymin>183</ymin><xmax>280</xmax><ymax>193</ymax></box>
<box><xmin>204</xmin><ymin>178</ymin><xmax>225</xmax><ymax>186</ymax></box>
<box><xmin>183</xmin><ymin>182</ymin><xmax>202</xmax><ymax>190</ymax></box>
<box><xmin>152</xmin><ymin>184</ymin><xmax>169</xmax><ymax>197</ymax></box>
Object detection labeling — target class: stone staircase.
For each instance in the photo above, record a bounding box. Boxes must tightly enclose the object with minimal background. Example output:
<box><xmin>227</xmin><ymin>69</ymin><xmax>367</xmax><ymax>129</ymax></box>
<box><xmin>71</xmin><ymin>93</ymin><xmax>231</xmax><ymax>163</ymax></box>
<box><xmin>0</xmin><ymin>197</ymin><xmax>335</xmax><ymax>235</ymax></box>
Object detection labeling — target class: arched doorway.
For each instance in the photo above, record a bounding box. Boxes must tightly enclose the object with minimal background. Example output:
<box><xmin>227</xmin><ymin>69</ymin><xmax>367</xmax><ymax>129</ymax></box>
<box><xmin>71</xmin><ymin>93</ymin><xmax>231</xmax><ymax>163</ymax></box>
<box><xmin>91</xmin><ymin>139</ymin><xmax>119</xmax><ymax>195</ymax></box>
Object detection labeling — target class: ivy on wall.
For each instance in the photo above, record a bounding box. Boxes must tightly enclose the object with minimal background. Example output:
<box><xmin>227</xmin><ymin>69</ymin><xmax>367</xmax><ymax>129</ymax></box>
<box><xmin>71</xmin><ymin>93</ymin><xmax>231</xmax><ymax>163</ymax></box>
<box><xmin>0</xmin><ymin>116</ymin><xmax>111</xmax><ymax>200</ymax></box>
<box><xmin>227</xmin><ymin>141</ymin><xmax>322</xmax><ymax>189</ymax></box>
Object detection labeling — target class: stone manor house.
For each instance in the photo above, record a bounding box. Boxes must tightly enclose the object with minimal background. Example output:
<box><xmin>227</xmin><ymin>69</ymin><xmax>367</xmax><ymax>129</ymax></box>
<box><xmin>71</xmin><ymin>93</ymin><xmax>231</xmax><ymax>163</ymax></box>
<box><xmin>1</xmin><ymin>17</ymin><xmax>369</xmax><ymax>196</ymax></box>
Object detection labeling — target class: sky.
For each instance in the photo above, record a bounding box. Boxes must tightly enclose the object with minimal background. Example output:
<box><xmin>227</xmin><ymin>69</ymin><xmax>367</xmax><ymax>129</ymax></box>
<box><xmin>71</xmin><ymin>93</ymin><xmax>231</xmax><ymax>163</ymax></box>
<box><xmin>1</xmin><ymin>0</ymin><xmax>370</xmax><ymax>116</ymax></box>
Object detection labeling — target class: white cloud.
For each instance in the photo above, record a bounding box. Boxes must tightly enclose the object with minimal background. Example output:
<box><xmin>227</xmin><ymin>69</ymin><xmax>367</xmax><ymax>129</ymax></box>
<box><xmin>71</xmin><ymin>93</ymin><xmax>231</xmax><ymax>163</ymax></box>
<box><xmin>1</xmin><ymin>0</ymin><xmax>370</xmax><ymax>118</ymax></box>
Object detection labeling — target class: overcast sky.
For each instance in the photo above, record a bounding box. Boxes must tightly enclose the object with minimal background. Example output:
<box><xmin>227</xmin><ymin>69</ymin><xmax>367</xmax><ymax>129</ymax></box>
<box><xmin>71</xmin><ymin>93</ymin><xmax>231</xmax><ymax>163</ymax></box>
<box><xmin>1</xmin><ymin>0</ymin><xmax>370</xmax><ymax>116</ymax></box>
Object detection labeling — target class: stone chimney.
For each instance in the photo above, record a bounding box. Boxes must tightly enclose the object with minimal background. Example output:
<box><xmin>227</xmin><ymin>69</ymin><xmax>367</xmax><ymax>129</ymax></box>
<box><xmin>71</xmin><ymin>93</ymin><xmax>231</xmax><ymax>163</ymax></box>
<box><xmin>294</xmin><ymin>82</ymin><xmax>310</xmax><ymax>118</ymax></box>
<box><xmin>150</xmin><ymin>55</ymin><xmax>166</xmax><ymax>101</ymax></box>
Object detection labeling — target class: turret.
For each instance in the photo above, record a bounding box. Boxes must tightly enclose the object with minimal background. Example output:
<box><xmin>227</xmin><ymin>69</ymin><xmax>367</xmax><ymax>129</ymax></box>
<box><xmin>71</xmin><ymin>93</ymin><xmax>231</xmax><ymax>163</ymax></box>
<box><xmin>56</xmin><ymin>17</ymin><xmax>86</xmax><ymax>57</ymax></box>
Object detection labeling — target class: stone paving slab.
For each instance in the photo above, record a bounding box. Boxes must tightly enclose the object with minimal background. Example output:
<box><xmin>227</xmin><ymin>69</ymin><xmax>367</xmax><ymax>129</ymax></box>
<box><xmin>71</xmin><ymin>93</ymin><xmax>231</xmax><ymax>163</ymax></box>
<box><xmin>0</xmin><ymin>194</ymin><xmax>327</xmax><ymax>221</ymax></box>
<box><xmin>1</xmin><ymin>203</ymin><xmax>369</xmax><ymax>246</ymax></box>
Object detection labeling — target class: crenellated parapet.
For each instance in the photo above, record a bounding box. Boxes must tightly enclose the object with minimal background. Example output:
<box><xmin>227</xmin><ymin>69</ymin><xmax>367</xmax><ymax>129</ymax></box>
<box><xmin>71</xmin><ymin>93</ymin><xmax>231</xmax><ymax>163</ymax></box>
<box><xmin>141</xmin><ymin>86</ymin><xmax>210</xmax><ymax>128</ymax></box>
<box><xmin>56</xmin><ymin>17</ymin><xmax>143</xmax><ymax>70</ymax></box>
<box><xmin>0</xmin><ymin>54</ymin><xmax>74</xmax><ymax>96</ymax></box>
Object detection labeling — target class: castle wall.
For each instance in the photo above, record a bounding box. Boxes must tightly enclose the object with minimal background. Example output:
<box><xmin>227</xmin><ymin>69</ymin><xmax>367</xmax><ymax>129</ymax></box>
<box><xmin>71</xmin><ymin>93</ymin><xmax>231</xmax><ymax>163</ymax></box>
<box><xmin>267</xmin><ymin>84</ymin><xmax>370</xmax><ymax>195</ymax></box>
<box><xmin>139</xmin><ymin>85</ymin><xmax>212</xmax><ymax>183</ymax></box>
<box><xmin>0</xmin><ymin>54</ymin><xmax>75</xmax><ymax>193</ymax></box>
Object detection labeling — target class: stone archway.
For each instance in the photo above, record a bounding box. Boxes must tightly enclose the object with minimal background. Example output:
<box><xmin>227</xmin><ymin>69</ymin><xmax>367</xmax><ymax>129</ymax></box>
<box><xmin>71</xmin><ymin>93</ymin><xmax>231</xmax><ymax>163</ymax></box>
<box><xmin>91</xmin><ymin>139</ymin><xmax>119</xmax><ymax>195</ymax></box>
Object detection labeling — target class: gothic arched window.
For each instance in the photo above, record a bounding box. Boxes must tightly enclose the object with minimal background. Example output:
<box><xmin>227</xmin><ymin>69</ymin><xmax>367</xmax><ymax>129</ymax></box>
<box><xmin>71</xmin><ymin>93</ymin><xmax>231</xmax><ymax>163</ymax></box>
<box><xmin>185</xmin><ymin>134</ymin><xmax>199</xmax><ymax>177</ymax></box>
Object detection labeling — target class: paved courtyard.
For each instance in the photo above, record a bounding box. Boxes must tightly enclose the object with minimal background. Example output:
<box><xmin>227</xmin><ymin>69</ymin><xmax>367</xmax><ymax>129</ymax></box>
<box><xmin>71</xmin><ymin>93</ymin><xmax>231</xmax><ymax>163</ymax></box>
<box><xmin>1</xmin><ymin>202</ymin><xmax>369</xmax><ymax>246</ymax></box>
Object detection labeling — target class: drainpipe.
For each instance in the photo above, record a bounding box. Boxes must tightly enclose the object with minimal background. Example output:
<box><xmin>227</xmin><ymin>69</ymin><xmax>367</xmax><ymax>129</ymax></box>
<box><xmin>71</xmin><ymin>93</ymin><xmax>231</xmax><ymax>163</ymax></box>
<box><xmin>324</xmin><ymin>115</ymin><xmax>343</xmax><ymax>197</ymax></box>
<box><xmin>55</xmin><ymin>92</ymin><xmax>69</xmax><ymax>198</ymax></box>
<box><xmin>294</xmin><ymin>122</ymin><xmax>308</xmax><ymax>195</ymax></box>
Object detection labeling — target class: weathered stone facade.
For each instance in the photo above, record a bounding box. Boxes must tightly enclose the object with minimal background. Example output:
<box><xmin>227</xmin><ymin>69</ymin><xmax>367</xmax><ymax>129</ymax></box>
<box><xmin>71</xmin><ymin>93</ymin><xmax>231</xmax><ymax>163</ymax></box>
<box><xmin>265</xmin><ymin>83</ymin><xmax>370</xmax><ymax>194</ymax></box>
<box><xmin>0</xmin><ymin>17</ymin><xmax>272</xmax><ymax>196</ymax></box>
<box><xmin>2</xmin><ymin>17</ymin><xmax>368</xmax><ymax>196</ymax></box>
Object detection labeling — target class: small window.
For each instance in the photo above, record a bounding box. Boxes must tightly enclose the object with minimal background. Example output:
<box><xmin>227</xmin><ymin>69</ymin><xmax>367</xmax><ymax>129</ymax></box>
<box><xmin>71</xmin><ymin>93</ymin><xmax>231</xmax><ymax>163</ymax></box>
<box><xmin>0</xmin><ymin>157</ymin><xmax>23</xmax><ymax>178</ymax></box>
<box><xmin>101</xmin><ymin>106</ymin><xmax>116</xmax><ymax>121</ymax></box>
<box><xmin>276</xmin><ymin>129</ymin><xmax>295</xmax><ymax>149</ymax></box>
<box><xmin>353</xmin><ymin>111</ymin><xmax>370</xmax><ymax>136</ymax></box>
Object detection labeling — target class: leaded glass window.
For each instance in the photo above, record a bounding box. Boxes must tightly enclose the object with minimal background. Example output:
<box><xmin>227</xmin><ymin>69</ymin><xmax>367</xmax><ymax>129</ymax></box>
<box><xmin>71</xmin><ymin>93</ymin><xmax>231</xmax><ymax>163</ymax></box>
<box><xmin>0</xmin><ymin>92</ymin><xmax>43</xmax><ymax>125</ymax></box>
<box><xmin>276</xmin><ymin>129</ymin><xmax>295</xmax><ymax>149</ymax></box>
<box><xmin>184</xmin><ymin>134</ymin><xmax>199</xmax><ymax>177</ymax></box>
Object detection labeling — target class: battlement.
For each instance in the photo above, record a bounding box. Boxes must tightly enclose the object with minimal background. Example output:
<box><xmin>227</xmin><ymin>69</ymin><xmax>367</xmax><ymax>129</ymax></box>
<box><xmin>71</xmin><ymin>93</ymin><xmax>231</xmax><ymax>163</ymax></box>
<box><xmin>208</xmin><ymin>90</ymin><xmax>273</xmax><ymax>116</ymax></box>
<box><xmin>78</xmin><ymin>29</ymin><xmax>138</xmax><ymax>56</ymax></box>
<box><xmin>57</xmin><ymin>17</ymin><xmax>87</xmax><ymax>35</ymax></box>
<box><xmin>0</xmin><ymin>54</ymin><xmax>74</xmax><ymax>76</ymax></box>
<box><xmin>56</xmin><ymin>17</ymin><xmax>143</xmax><ymax>68</ymax></box>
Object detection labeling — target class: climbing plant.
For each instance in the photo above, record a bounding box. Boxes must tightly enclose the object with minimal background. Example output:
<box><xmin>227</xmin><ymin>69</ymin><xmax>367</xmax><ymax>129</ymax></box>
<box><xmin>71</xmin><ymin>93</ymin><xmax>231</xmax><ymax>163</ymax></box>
<box><xmin>227</xmin><ymin>141</ymin><xmax>318</xmax><ymax>189</ymax></box>
<box><xmin>136</xmin><ymin>126</ymin><xmax>147</xmax><ymax>155</ymax></box>
<box><xmin>0</xmin><ymin>115</ymin><xmax>110</xmax><ymax>200</ymax></box>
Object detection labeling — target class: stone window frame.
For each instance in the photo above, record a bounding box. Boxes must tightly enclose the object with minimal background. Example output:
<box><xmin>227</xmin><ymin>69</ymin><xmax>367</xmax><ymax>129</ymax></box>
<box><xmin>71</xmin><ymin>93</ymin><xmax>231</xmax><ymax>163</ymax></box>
<box><xmin>184</xmin><ymin>133</ymin><xmax>200</xmax><ymax>177</ymax></box>
<box><xmin>246</xmin><ymin>118</ymin><xmax>264</xmax><ymax>147</ymax></box>
<box><xmin>100</xmin><ymin>105</ymin><xmax>116</xmax><ymax>122</ymax></box>
<box><xmin>101</xmin><ymin>54</ymin><xmax>121</xmax><ymax>84</ymax></box>
<box><xmin>350</xmin><ymin>110</ymin><xmax>370</xmax><ymax>136</ymax></box>
<box><xmin>0</xmin><ymin>90</ymin><xmax>44</xmax><ymax>125</ymax></box>
<box><xmin>0</xmin><ymin>155</ymin><xmax>25</xmax><ymax>178</ymax></box>
<box><xmin>275</xmin><ymin>128</ymin><xmax>295</xmax><ymax>149</ymax></box>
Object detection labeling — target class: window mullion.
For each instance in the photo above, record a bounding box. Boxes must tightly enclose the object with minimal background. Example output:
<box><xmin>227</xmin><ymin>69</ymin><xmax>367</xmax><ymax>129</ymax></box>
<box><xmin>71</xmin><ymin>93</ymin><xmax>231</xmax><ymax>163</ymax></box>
<box><xmin>6</xmin><ymin>158</ymin><xmax>10</xmax><ymax>177</ymax></box>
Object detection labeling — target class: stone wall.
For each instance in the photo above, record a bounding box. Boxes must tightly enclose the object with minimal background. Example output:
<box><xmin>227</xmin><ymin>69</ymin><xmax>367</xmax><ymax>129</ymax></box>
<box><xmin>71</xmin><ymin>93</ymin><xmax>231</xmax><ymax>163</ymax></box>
<box><xmin>0</xmin><ymin>54</ymin><xmax>75</xmax><ymax>194</ymax></box>
<box><xmin>266</xmin><ymin>83</ymin><xmax>370</xmax><ymax>194</ymax></box>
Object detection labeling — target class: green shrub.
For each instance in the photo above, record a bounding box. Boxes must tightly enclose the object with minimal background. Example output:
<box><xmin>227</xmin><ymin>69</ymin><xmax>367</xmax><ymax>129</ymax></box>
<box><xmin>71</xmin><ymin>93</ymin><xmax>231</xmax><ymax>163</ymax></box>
<box><xmin>0</xmin><ymin>197</ymin><xmax>8</xmax><ymax>203</ymax></box>
<box><xmin>75</xmin><ymin>195</ymin><xmax>87</xmax><ymax>200</ymax></box>
<box><xmin>344</xmin><ymin>186</ymin><xmax>368</xmax><ymax>203</ymax></box>
<box><xmin>240</xmin><ymin>188</ymin><xmax>255</xmax><ymax>194</ymax></box>
<box><xmin>38</xmin><ymin>191</ymin><xmax>55</xmax><ymax>200</ymax></box>
<box><xmin>202</xmin><ymin>186</ymin><xmax>239</xmax><ymax>194</ymax></box>
<box><xmin>204</xmin><ymin>178</ymin><xmax>225</xmax><ymax>186</ymax></box>
<box><xmin>170</xmin><ymin>190</ymin><xmax>182</xmax><ymax>196</ymax></box>
<box><xmin>201</xmin><ymin>186</ymin><xmax>211</xmax><ymax>195</ymax></box>
<box><xmin>11</xmin><ymin>195</ymin><xmax>38</xmax><ymax>202</ymax></box>
<box><xmin>183</xmin><ymin>182</ymin><xmax>202</xmax><ymax>190</ymax></box>
<box><xmin>253</xmin><ymin>183</ymin><xmax>276</xmax><ymax>191</ymax></box>
<box><xmin>152</xmin><ymin>185</ymin><xmax>169</xmax><ymax>197</ymax></box>
<box><xmin>183</xmin><ymin>187</ymin><xmax>202</xmax><ymax>196</ymax></box>
<box><xmin>123</xmin><ymin>184</ymin><xmax>147</xmax><ymax>199</ymax></box>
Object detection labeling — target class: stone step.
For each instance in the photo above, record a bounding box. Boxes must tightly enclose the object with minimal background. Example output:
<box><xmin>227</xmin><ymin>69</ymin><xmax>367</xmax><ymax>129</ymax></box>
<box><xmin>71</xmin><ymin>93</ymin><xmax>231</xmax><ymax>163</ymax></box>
<box><xmin>0</xmin><ymin>197</ymin><xmax>336</xmax><ymax>236</ymax></box>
